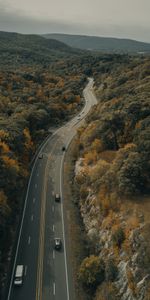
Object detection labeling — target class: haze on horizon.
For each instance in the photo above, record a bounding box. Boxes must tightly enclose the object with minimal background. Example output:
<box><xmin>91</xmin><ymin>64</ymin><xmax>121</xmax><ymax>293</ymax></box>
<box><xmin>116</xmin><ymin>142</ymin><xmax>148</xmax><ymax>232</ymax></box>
<box><xmin>0</xmin><ymin>0</ymin><xmax>150</xmax><ymax>43</ymax></box>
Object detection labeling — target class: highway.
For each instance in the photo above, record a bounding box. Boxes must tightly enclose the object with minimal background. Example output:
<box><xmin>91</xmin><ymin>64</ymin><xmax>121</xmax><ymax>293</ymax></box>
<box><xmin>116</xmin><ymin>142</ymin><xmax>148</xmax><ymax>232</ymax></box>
<box><xmin>8</xmin><ymin>78</ymin><xmax>97</xmax><ymax>300</ymax></box>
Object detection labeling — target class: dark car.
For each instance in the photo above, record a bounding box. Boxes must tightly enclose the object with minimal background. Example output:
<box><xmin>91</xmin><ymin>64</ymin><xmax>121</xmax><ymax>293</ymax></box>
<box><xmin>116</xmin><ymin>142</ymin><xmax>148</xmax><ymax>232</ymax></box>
<box><xmin>54</xmin><ymin>238</ymin><xmax>62</xmax><ymax>250</ymax></box>
<box><xmin>62</xmin><ymin>146</ymin><xmax>66</xmax><ymax>151</ymax></box>
<box><xmin>55</xmin><ymin>193</ymin><xmax>61</xmax><ymax>202</ymax></box>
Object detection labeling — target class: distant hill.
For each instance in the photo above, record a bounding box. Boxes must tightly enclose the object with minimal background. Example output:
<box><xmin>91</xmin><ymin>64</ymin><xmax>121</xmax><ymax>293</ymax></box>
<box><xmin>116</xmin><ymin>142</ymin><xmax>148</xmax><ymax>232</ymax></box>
<box><xmin>0</xmin><ymin>31</ymin><xmax>79</xmax><ymax>68</ymax></box>
<box><xmin>0</xmin><ymin>31</ymin><xmax>71</xmax><ymax>52</ymax></box>
<box><xmin>43</xmin><ymin>33</ymin><xmax>150</xmax><ymax>53</ymax></box>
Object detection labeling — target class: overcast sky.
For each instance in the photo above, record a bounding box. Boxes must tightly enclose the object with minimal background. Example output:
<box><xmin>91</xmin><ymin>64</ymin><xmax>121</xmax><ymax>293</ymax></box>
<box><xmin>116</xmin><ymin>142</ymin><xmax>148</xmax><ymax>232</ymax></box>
<box><xmin>0</xmin><ymin>0</ymin><xmax>150</xmax><ymax>42</ymax></box>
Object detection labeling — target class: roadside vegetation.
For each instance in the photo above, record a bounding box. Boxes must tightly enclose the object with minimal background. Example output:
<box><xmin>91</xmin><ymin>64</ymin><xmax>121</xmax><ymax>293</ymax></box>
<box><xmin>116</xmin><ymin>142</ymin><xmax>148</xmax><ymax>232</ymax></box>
<box><xmin>73</xmin><ymin>55</ymin><xmax>150</xmax><ymax>299</ymax></box>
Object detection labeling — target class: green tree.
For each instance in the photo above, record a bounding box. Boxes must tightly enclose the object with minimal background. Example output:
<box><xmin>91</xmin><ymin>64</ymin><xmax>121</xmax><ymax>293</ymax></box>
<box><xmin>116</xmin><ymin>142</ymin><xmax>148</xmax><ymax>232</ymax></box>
<box><xmin>78</xmin><ymin>255</ymin><xmax>105</xmax><ymax>289</ymax></box>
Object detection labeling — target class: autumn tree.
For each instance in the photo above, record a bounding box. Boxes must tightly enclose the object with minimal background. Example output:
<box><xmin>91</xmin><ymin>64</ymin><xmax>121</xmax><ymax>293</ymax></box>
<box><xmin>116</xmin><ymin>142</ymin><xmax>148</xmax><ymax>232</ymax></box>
<box><xmin>78</xmin><ymin>255</ymin><xmax>105</xmax><ymax>289</ymax></box>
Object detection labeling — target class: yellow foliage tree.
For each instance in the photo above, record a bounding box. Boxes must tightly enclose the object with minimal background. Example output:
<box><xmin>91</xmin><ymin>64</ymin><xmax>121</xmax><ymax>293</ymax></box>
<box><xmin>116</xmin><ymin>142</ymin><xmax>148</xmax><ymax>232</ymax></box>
<box><xmin>91</xmin><ymin>138</ymin><xmax>103</xmax><ymax>153</ymax></box>
<box><xmin>0</xmin><ymin>130</ymin><xmax>9</xmax><ymax>140</ymax></box>
<box><xmin>0</xmin><ymin>141</ymin><xmax>10</xmax><ymax>153</ymax></box>
<box><xmin>0</xmin><ymin>190</ymin><xmax>10</xmax><ymax>215</ymax></box>
<box><xmin>2</xmin><ymin>155</ymin><xmax>20</xmax><ymax>173</ymax></box>
<box><xmin>84</xmin><ymin>150</ymin><xmax>98</xmax><ymax>165</ymax></box>
<box><xmin>23</xmin><ymin>128</ymin><xmax>33</xmax><ymax>150</ymax></box>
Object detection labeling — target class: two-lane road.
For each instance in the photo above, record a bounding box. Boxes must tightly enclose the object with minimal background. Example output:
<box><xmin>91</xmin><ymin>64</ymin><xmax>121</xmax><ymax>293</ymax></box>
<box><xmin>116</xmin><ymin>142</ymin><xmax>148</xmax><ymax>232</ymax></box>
<box><xmin>8</xmin><ymin>78</ymin><xmax>97</xmax><ymax>300</ymax></box>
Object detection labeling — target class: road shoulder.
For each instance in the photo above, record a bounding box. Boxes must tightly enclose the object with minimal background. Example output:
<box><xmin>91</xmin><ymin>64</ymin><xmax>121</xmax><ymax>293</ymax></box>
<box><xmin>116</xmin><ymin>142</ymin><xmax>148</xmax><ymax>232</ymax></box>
<box><xmin>63</xmin><ymin>137</ymin><xmax>91</xmax><ymax>300</ymax></box>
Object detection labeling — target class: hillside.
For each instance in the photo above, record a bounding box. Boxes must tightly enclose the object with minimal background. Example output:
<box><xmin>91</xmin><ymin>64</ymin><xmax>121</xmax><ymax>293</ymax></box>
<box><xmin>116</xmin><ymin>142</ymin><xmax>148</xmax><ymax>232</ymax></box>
<box><xmin>43</xmin><ymin>33</ymin><xmax>150</xmax><ymax>53</ymax></box>
<box><xmin>0</xmin><ymin>31</ymin><xmax>71</xmax><ymax>51</ymax></box>
<box><xmin>70</xmin><ymin>55</ymin><xmax>150</xmax><ymax>300</ymax></box>
<box><xmin>0</xmin><ymin>31</ymin><xmax>81</xmax><ymax>68</ymax></box>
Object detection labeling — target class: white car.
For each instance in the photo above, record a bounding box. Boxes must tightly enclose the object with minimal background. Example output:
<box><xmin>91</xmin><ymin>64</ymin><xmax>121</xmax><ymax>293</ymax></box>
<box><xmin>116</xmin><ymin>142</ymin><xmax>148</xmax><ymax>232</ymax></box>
<box><xmin>14</xmin><ymin>265</ymin><xmax>24</xmax><ymax>286</ymax></box>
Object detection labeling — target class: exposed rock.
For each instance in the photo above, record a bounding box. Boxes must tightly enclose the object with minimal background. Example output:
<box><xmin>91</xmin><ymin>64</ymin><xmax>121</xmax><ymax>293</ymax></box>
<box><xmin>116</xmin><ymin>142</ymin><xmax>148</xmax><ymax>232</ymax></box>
<box><xmin>74</xmin><ymin>158</ymin><xmax>85</xmax><ymax>175</ymax></box>
<box><xmin>75</xmin><ymin>158</ymin><xmax>150</xmax><ymax>300</ymax></box>
<box><xmin>116</xmin><ymin>261</ymin><xmax>129</xmax><ymax>297</ymax></box>
<box><xmin>87</xmin><ymin>228</ymin><xmax>98</xmax><ymax>241</ymax></box>
<box><xmin>137</xmin><ymin>275</ymin><xmax>150</xmax><ymax>288</ymax></box>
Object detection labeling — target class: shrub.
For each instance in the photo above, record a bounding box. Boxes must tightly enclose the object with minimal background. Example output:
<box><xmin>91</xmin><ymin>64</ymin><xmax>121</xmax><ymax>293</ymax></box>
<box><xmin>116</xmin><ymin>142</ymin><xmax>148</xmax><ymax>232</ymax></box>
<box><xmin>78</xmin><ymin>255</ymin><xmax>105</xmax><ymax>289</ymax></box>
<box><xmin>112</xmin><ymin>227</ymin><xmax>125</xmax><ymax>248</ymax></box>
<box><xmin>94</xmin><ymin>282</ymin><xmax>119</xmax><ymax>300</ymax></box>
<box><xmin>80</xmin><ymin>186</ymin><xmax>89</xmax><ymax>199</ymax></box>
<box><xmin>105</xmin><ymin>259</ymin><xmax>118</xmax><ymax>281</ymax></box>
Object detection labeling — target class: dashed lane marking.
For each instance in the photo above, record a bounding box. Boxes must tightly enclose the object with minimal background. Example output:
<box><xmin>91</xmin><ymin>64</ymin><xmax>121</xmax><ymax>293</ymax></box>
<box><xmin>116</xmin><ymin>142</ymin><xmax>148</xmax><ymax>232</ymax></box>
<box><xmin>28</xmin><ymin>236</ymin><xmax>31</xmax><ymax>245</ymax></box>
<box><xmin>25</xmin><ymin>266</ymin><xmax>27</xmax><ymax>276</ymax></box>
<box><xmin>53</xmin><ymin>282</ymin><xmax>56</xmax><ymax>295</ymax></box>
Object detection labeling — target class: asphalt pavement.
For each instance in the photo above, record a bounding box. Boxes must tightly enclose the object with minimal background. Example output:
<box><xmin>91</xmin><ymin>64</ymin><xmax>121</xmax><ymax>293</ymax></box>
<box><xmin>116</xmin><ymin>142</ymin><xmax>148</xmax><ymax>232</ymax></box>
<box><xmin>8</xmin><ymin>78</ymin><xmax>97</xmax><ymax>300</ymax></box>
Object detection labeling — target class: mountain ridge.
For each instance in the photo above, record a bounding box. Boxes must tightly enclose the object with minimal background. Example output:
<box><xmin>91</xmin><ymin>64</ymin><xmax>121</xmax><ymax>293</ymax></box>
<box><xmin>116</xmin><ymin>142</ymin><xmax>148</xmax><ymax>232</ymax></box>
<box><xmin>0</xmin><ymin>31</ymin><xmax>71</xmax><ymax>51</ymax></box>
<box><xmin>0</xmin><ymin>31</ymin><xmax>81</xmax><ymax>68</ymax></box>
<box><xmin>43</xmin><ymin>33</ymin><xmax>150</xmax><ymax>53</ymax></box>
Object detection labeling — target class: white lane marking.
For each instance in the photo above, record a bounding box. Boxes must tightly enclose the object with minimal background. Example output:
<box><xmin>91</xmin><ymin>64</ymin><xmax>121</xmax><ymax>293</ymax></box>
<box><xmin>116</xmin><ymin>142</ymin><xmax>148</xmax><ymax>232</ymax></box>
<box><xmin>33</xmin><ymin>198</ymin><xmax>36</xmax><ymax>203</ymax></box>
<box><xmin>52</xmin><ymin>206</ymin><xmax>54</xmax><ymax>212</ymax></box>
<box><xmin>53</xmin><ymin>282</ymin><xmax>56</xmax><ymax>295</ymax></box>
<box><xmin>24</xmin><ymin>266</ymin><xmax>27</xmax><ymax>276</ymax></box>
<box><xmin>31</xmin><ymin>215</ymin><xmax>34</xmax><ymax>221</ymax></box>
<box><xmin>60</xmin><ymin>153</ymin><xmax>70</xmax><ymax>300</ymax></box>
<box><xmin>53</xmin><ymin>250</ymin><xmax>55</xmax><ymax>259</ymax></box>
<box><xmin>35</xmin><ymin>183</ymin><xmax>37</xmax><ymax>188</ymax></box>
<box><xmin>53</xmin><ymin>225</ymin><xmax>55</xmax><ymax>232</ymax></box>
<box><xmin>28</xmin><ymin>236</ymin><xmax>31</xmax><ymax>245</ymax></box>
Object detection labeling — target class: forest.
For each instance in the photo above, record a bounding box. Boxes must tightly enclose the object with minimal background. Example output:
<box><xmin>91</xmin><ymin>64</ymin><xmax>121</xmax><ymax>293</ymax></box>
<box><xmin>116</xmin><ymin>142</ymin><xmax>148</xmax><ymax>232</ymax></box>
<box><xmin>73</xmin><ymin>55</ymin><xmax>150</xmax><ymax>299</ymax></box>
<box><xmin>0</xmin><ymin>32</ymin><xmax>88</xmax><ymax>297</ymax></box>
<box><xmin>44</xmin><ymin>33</ymin><xmax>150</xmax><ymax>53</ymax></box>
<box><xmin>0</xmin><ymin>31</ymin><xmax>150</xmax><ymax>299</ymax></box>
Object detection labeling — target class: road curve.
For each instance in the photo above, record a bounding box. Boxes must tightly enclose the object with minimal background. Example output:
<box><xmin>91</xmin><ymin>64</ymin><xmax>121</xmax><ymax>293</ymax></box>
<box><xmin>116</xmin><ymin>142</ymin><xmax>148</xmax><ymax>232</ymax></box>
<box><xmin>8</xmin><ymin>78</ymin><xmax>97</xmax><ymax>300</ymax></box>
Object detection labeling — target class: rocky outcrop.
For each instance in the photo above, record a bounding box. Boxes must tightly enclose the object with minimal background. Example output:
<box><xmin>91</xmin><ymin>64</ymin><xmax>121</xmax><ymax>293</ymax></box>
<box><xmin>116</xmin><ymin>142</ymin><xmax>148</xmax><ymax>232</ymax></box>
<box><xmin>75</xmin><ymin>158</ymin><xmax>150</xmax><ymax>300</ymax></box>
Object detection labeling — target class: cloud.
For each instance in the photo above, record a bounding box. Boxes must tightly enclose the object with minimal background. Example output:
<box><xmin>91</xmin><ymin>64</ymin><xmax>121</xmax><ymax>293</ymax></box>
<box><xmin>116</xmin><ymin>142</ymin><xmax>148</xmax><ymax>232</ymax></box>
<box><xmin>0</xmin><ymin>0</ymin><xmax>150</xmax><ymax>43</ymax></box>
<box><xmin>0</xmin><ymin>4</ymin><xmax>72</xmax><ymax>34</ymax></box>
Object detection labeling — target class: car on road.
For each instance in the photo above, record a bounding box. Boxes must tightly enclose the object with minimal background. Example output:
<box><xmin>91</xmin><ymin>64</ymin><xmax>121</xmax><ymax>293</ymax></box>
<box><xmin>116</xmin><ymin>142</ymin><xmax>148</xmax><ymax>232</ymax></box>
<box><xmin>55</xmin><ymin>193</ymin><xmax>61</xmax><ymax>202</ymax></box>
<box><xmin>54</xmin><ymin>238</ymin><xmax>62</xmax><ymax>250</ymax></box>
<box><xmin>14</xmin><ymin>265</ymin><xmax>24</xmax><ymax>286</ymax></box>
<box><xmin>62</xmin><ymin>146</ymin><xmax>66</xmax><ymax>151</ymax></box>
<box><xmin>77</xmin><ymin>117</ymin><xmax>80</xmax><ymax>120</ymax></box>
<box><xmin>38</xmin><ymin>153</ymin><xmax>43</xmax><ymax>159</ymax></box>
